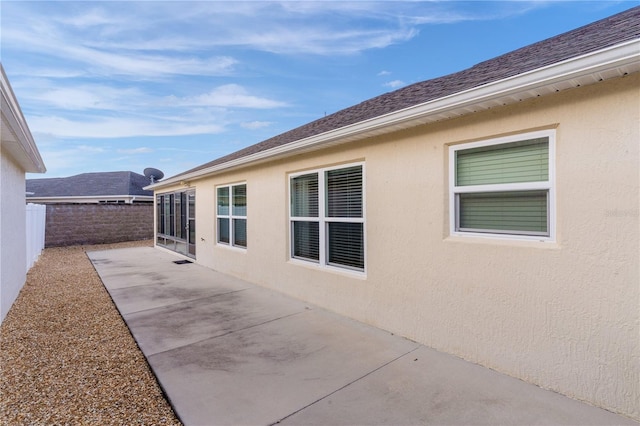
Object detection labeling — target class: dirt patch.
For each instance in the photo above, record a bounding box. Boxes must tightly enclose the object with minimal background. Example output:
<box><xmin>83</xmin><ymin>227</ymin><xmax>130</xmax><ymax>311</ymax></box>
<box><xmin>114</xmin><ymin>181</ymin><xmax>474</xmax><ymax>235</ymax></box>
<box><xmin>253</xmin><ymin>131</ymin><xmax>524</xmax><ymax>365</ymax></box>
<box><xmin>0</xmin><ymin>240</ymin><xmax>182</xmax><ymax>425</ymax></box>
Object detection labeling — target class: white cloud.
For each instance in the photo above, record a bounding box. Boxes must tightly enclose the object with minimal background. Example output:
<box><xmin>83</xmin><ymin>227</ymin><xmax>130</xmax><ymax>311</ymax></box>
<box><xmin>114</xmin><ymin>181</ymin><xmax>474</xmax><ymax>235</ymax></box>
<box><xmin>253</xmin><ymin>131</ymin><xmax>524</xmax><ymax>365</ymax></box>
<box><xmin>159</xmin><ymin>147</ymin><xmax>218</xmax><ymax>154</ymax></box>
<box><xmin>58</xmin><ymin>8</ymin><xmax>116</xmax><ymax>29</ymax></box>
<box><xmin>32</xmin><ymin>143</ymin><xmax>107</xmax><ymax>176</ymax></box>
<box><xmin>77</xmin><ymin>145</ymin><xmax>107</xmax><ymax>153</ymax></box>
<box><xmin>241</xmin><ymin>121</ymin><xmax>273</xmax><ymax>130</ymax></box>
<box><xmin>3</xmin><ymin>23</ymin><xmax>237</xmax><ymax>78</ymax></box>
<box><xmin>0</xmin><ymin>1</ymin><xmax>438</xmax><ymax>65</ymax></box>
<box><xmin>175</xmin><ymin>85</ymin><xmax>287</xmax><ymax>109</ymax></box>
<box><xmin>25</xmin><ymin>85</ymin><xmax>145</xmax><ymax>111</ymax></box>
<box><xmin>2</xmin><ymin>1</ymin><xmax>543</xmax><ymax>69</ymax></box>
<box><xmin>384</xmin><ymin>80</ymin><xmax>406</xmax><ymax>89</ymax></box>
<box><xmin>5</xmin><ymin>0</ymin><xmax>551</xmax><ymax>179</ymax></box>
<box><xmin>222</xmin><ymin>27</ymin><xmax>418</xmax><ymax>55</ymax></box>
<box><xmin>117</xmin><ymin>147</ymin><xmax>154</xmax><ymax>154</ymax></box>
<box><xmin>30</xmin><ymin>115</ymin><xmax>226</xmax><ymax>139</ymax></box>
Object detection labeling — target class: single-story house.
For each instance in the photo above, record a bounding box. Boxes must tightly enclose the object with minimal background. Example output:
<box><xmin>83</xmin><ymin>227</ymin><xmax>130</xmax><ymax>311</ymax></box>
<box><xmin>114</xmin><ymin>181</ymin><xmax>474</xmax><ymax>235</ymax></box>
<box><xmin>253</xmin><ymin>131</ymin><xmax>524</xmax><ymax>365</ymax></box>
<box><xmin>26</xmin><ymin>171</ymin><xmax>154</xmax><ymax>204</ymax></box>
<box><xmin>1</xmin><ymin>64</ymin><xmax>46</xmax><ymax>324</ymax></box>
<box><xmin>148</xmin><ymin>7</ymin><xmax>640</xmax><ymax>420</ymax></box>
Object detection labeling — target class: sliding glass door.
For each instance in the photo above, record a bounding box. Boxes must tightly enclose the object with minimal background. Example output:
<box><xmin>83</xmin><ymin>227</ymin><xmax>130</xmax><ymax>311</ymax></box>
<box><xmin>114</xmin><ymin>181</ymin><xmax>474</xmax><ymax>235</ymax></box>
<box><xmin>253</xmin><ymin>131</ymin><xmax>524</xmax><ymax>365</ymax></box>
<box><xmin>187</xmin><ymin>190</ymin><xmax>196</xmax><ymax>256</ymax></box>
<box><xmin>156</xmin><ymin>189</ymin><xmax>196</xmax><ymax>258</ymax></box>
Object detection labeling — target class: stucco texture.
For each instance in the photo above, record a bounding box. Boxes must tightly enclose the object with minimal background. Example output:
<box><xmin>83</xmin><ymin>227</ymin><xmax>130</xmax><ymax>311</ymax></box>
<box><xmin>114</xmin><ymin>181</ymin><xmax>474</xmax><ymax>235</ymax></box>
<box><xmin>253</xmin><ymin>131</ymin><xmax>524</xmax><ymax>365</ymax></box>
<box><xmin>156</xmin><ymin>74</ymin><xmax>640</xmax><ymax>420</ymax></box>
<box><xmin>1</xmin><ymin>147</ymin><xmax>27</xmax><ymax>323</ymax></box>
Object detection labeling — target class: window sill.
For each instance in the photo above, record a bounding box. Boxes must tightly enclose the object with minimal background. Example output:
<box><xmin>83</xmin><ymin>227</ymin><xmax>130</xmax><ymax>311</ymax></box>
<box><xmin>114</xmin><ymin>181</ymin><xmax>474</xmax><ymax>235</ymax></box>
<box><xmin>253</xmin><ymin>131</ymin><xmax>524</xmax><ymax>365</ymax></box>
<box><xmin>215</xmin><ymin>243</ymin><xmax>247</xmax><ymax>253</ymax></box>
<box><xmin>287</xmin><ymin>258</ymin><xmax>367</xmax><ymax>280</ymax></box>
<box><xmin>445</xmin><ymin>233</ymin><xmax>559</xmax><ymax>249</ymax></box>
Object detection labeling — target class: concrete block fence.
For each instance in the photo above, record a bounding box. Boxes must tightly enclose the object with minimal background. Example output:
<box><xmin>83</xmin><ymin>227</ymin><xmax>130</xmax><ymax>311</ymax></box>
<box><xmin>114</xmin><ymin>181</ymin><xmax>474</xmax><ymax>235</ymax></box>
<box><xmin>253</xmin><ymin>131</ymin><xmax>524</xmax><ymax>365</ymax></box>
<box><xmin>45</xmin><ymin>204</ymin><xmax>153</xmax><ymax>247</ymax></box>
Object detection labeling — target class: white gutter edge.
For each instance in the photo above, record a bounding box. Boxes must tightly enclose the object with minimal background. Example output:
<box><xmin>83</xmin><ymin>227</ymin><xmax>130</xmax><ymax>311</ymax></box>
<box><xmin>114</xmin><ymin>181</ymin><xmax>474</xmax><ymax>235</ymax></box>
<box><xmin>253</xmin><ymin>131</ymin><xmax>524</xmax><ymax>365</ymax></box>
<box><xmin>149</xmin><ymin>39</ymin><xmax>640</xmax><ymax>190</ymax></box>
<box><xmin>0</xmin><ymin>65</ymin><xmax>46</xmax><ymax>174</ymax></box>
<box><xmin>26</xmin><ymin>195</ymin><xmax>154</xmax><ymax>203</ymax></box>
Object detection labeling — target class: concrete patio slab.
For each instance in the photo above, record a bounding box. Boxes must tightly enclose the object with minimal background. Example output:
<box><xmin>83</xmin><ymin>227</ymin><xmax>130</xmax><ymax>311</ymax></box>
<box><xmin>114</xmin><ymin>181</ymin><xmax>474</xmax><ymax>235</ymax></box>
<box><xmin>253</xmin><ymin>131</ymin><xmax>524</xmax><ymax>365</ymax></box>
<box><xmin>88</xmin><ymin>247</ymin><xmax>637</xmax><ymax>426</ymax></box>
<box><xmin>90</xmin><ymin>249</ymin><xmax>253</xmax><ymax>314</ymax></box>
<box><xmin>279</xmin><ymin>345</ymin><xmax>628</xmax><ymax>426</ymax></box>
<box><xmin>124</xmin><ymin>287</ymin><xmax>310</xmax><ymax>355</ymax></box>
<box><xmin>148</xmin><ymin>309</ymin><xmax>419</xmax><ymax>426</ymax></box>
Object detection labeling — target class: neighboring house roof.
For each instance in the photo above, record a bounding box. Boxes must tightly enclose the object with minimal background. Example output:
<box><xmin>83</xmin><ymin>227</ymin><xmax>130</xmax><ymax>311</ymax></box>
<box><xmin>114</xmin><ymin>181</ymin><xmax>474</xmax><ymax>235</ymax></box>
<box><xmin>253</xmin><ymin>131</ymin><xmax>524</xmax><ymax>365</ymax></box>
<box><xmin>1</xmin><ymin>64</ymin><xmax>46</xmax><ymax>174</ymax></box>
<box><xmin>152</xmin><ymin>6</ymin><xmax>640</xmax><ymax>189</ymax></box>
<box><xmin>27</xmin><ymin>171</ymin><xmax>154</xmax><ymax>203</ymax></box>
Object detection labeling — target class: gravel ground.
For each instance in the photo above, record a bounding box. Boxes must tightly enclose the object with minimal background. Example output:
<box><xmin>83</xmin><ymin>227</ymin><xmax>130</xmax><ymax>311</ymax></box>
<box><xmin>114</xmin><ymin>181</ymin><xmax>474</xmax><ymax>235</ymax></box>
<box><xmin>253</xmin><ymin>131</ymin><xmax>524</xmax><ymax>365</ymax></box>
<box><xmin>1</xmin><ymin>241</ymin><xmax>182</xmax><ymax>425</ymax></box>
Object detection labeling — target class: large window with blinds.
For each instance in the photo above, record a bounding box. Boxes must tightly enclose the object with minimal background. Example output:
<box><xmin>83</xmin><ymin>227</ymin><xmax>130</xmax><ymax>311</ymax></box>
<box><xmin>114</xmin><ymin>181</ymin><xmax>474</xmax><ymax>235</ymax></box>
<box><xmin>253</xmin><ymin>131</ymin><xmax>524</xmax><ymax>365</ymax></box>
<box><xmin>290</xmin><ymin>163</ymin><xmax>365</xmax><ymax>272</ymax></box>
<box><xmin>450</xmin><ymin>130</ymin><xmax>555</xmax><ymax>240</ymax></box>
<box><xmin>217</xmin><ymin>183</ymin><xmax>247</xmax><ymax>249</ymax></box>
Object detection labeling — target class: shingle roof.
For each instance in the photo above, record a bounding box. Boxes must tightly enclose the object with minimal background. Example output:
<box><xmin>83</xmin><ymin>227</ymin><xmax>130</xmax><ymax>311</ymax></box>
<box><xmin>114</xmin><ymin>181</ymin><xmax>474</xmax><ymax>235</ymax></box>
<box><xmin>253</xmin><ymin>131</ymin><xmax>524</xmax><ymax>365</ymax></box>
<box><xmin>174</xmin><ymin>6</ymin><xmax>640</xmax><ymax>180</ymax></box>
<box><xmin>26</xmin><ymin>171</ymin><xmax>153</xmax><ymax>197</ymax></box>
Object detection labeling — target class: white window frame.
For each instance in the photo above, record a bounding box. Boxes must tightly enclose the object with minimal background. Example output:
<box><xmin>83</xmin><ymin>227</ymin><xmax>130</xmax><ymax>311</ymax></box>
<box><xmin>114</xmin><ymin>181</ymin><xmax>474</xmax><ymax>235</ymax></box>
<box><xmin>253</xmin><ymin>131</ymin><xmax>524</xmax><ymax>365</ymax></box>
<box><xmin>216</xmin><ymin>182</ymin><xmax>247</xmax><ymax>249</ymax></box>
<box><xmin>288</xmin><ymin>162</ymin><xmax>366</xmax><ymax>274</ymax></box>
<box><xmin>449</xmin><ymin>129</ymin><xmax>556</xmax><ymax>242</ymax></box>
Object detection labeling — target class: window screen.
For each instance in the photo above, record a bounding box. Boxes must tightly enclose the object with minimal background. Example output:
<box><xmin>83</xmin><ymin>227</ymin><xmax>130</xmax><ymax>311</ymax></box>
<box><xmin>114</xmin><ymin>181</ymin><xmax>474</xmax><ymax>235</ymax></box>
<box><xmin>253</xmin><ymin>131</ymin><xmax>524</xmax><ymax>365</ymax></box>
<box><xmin>452</xmin><ymin>134</ymin><xmax>552</xmax><ymax>238</ymax></box>
<box><xmin>456</xmin><ymin>138</ymin><xmax>548</xmax><ymax>186</ymax></box>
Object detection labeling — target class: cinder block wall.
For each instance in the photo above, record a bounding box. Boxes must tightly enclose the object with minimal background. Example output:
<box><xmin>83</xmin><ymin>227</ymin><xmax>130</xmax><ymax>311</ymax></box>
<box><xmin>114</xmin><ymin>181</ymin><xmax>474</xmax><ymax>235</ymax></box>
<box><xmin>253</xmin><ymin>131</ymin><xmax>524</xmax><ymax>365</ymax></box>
<box><xmin>45</xmin><ymin>204</ymin><xmax>153</xmax><ymax>247</ymax></box>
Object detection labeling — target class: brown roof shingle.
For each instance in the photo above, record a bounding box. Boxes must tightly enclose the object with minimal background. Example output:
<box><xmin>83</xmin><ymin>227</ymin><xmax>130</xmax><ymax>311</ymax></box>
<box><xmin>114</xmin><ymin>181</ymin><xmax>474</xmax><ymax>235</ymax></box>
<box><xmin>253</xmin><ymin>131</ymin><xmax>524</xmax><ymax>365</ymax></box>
<box><xmin>175</xmin><ymin>6</ymin><xmax>640</xmax><ymax>179</ymax></box>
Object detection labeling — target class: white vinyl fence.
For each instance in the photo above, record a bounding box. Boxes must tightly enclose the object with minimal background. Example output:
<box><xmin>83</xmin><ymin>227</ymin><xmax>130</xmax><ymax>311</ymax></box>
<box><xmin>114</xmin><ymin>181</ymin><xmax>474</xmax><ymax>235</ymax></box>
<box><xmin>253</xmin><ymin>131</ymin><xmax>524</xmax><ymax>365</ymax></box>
<box><xmin>26</xmin><ymin>203</ymin><xmax>46</xmax><ymax>271</ymax></box>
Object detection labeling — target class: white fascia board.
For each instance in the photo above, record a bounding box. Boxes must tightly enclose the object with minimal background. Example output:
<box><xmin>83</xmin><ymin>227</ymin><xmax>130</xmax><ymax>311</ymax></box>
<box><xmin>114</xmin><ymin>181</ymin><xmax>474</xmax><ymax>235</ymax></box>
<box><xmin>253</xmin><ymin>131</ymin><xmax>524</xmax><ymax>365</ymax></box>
<box><xmin>0</xmin><ymin>66</ymin><xmax>46</xmax><ymax>174</ymax></box>
<box><xmin>151</xmin><ymin>39</ymin><xmax>640</xmax><ymax>190</ymax></box>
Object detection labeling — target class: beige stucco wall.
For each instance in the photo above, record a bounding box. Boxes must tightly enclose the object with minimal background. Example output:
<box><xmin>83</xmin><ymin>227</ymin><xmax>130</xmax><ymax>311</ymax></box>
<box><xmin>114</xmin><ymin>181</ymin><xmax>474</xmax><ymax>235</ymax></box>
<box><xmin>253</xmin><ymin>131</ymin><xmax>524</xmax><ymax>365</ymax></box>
<box><xmin>156</xmin><ymin>73</ymin><xmax>640</xmax><ymax>419</ymax></box>
<box><xmin>0</xmin><ymin>147</ymin><xmax>28</xmax><ymax>323</ymax></box>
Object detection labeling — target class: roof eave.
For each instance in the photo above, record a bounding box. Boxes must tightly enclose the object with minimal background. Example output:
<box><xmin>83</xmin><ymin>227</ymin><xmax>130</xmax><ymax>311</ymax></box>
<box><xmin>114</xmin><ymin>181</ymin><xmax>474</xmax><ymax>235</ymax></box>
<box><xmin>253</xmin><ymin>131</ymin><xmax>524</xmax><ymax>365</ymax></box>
<box><xmin>26</xmin><ymin>195</ymin><xmax>154</xmax><ymax>204</ymax></box>
<box><xmin>0</xmin><ymin>65</ymin><xmax>46</xmax><ymax>174</ymax></box>
<box><xmin>149</xmin><ymin>39</ymin><xmax>640</xmax><ymax>191</ymax></box>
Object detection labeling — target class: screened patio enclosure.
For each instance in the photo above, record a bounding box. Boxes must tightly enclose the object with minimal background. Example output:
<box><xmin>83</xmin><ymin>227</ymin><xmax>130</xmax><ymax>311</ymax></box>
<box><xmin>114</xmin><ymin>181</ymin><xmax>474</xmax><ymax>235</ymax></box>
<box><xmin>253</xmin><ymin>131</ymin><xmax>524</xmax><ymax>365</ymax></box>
<box><xmin>156</xmin><ymin>189</ymin><xmax>196</xmax><ymax>257</ymax></box>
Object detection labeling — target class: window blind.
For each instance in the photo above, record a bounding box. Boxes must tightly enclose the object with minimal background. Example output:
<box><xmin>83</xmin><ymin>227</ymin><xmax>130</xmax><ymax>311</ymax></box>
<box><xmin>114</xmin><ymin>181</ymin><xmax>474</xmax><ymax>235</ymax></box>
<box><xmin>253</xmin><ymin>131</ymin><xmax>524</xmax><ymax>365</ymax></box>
<box><xmin>326</xmin><ymin>165</ymin><xmax>362</xmax><ymax>218</ymax></box>
<box><xmin>233</xmin><ymin>184</ymin><xmax>247</xmax><ymax>216</ymax></box>
<box><xmin>217</xmin><ymin>187</ymin><xmax>229</xmax><ymax>215</ymax></box>
<box><xmin>290</xmin><ymin>164</ymin><xmax>365</xmax><ymax>271</ymax></box>
<box><xmin>292</xmin><ymin>221</ymin><xmax>319</xmax><ymax>261</ymax></box>
<box><xmin>291</xmin><ymin>173</ymin><xmax>318</xmax><ymax>217</ymax></box>
<box><xmin>218</xmin><ymin>218</ymin><xmax>230</xmax><ymax>244</ymax></box>
<box><xmin>458</xmin><ymin>190</ymin><xmax>548</xmax><ymax>235</ymax></box>
<box><xmin>233</xmin><ymin>218</ymin><xmax>247</xmax><ymax>248</ymax></box>
<box><xmin>456</xmin><ymin>138</ymin><xmax>548</xmax><ymax>186</ymax></box>
<box><xmin>327</xmin><ymin>222</ymin><xmax>364</xmax><ymax>269</ymax></box>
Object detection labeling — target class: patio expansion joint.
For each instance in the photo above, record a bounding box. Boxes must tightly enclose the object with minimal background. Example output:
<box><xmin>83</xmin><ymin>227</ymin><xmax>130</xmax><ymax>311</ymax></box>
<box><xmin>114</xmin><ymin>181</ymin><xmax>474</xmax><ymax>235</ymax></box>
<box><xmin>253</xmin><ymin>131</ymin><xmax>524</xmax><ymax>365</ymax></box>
<box><xmin>269</xmin><ymin>346</ymin><xmax>421</xmax><ymax>426</ymax></box>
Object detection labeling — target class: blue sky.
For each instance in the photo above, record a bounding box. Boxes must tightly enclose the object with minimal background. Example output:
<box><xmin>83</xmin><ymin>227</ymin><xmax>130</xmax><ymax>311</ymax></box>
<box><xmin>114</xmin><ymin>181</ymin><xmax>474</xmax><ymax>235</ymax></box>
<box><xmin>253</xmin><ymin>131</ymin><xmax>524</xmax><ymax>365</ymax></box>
<box><xmin>1</xmin><ymin>1</ymin><xmax>635</xmax><ymax>180</ymax></box>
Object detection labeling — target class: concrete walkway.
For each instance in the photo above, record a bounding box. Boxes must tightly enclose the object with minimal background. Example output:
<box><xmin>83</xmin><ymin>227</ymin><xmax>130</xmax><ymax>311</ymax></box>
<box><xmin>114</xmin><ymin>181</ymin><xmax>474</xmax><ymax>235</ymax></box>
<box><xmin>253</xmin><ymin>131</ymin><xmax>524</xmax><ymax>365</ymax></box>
<box><xmin>88</xmin><ymin>247</ymin><xmax>636</xmax><ymax>426</ymax></box>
